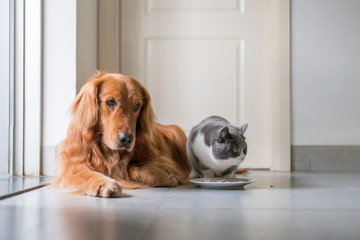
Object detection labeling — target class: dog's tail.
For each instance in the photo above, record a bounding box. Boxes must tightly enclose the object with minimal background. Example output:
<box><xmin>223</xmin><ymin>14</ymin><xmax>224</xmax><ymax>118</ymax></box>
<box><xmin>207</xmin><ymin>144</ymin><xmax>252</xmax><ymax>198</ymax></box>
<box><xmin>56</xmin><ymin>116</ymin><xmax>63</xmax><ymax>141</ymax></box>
<box><xmin>236</xmin><ymin>168</ymin><xmax>249</xmax><ymax>174</ymax></box>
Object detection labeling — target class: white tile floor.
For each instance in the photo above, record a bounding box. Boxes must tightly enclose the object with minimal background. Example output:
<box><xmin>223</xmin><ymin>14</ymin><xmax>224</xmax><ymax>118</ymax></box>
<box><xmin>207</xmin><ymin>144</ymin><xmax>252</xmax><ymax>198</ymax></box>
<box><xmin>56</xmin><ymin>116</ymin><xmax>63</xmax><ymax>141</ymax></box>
<box><xmin>1</xmin><ymin>171</ymin><xmax>360</xmax><ymax>240</ymax></box>
<box><xmin>0</xmin><ymin>176</ymin><xmax>52</xmax><ymax>199</ymax></box>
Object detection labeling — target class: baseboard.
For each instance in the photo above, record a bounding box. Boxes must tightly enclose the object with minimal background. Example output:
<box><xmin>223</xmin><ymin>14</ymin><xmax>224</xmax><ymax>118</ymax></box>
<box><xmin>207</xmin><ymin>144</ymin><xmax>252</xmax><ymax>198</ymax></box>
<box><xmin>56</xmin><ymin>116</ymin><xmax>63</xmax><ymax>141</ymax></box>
<box><xmin>292</xmin><ymin>145</ymin><xmax>360</xmax><ymax>171</ymax></box>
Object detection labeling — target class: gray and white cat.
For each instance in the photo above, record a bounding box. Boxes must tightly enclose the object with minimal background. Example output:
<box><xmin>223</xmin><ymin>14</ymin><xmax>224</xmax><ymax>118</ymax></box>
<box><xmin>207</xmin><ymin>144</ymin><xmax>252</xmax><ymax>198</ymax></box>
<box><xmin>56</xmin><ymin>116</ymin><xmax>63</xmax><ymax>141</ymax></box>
<box><xmin>187</xmin><ymin>116</ymin><xmax>248</xmax><ymax>179</ymax></box>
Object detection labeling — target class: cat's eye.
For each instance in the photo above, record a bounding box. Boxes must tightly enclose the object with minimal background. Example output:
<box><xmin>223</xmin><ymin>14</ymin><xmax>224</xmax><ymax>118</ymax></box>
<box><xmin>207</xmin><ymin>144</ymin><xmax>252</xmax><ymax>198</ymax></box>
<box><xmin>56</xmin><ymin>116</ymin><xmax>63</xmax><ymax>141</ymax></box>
<box><xmin>133</xmin><ymin>104</ymin><xmax>141</xmax><ymax>112</ymax></box>
<box><xmin>233</xmin><ymin>147</ymin><xmax>238</xmax><ymax>153</ymax></box>
<box><xmin>106</xmin><ymin>99</ymin><xmax>116</xmax><ymax>108</ymax></box>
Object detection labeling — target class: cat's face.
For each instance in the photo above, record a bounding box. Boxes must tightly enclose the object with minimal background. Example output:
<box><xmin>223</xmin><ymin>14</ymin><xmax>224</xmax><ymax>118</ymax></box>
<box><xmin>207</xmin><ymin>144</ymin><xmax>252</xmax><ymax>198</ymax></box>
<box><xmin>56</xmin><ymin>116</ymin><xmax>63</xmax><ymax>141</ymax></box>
<box><xmin>212</xmin><ymin>125</ymin><xmax>247</xmax><ymax>161</ymax></box>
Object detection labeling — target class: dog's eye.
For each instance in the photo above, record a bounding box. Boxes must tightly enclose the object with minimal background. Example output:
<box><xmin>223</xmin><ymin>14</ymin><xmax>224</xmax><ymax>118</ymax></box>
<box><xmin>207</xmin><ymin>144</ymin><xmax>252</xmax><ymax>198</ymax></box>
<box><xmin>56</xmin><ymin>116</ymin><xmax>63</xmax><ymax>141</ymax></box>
<box><xmin>106</xmin><ymin>99</ymin><xmax>116</xmax><ymax>107</ymax></box>
<box><xmin>133</xmin><ymin>104</ymin><xmax>141</xmax><ymax>112</ymax></box>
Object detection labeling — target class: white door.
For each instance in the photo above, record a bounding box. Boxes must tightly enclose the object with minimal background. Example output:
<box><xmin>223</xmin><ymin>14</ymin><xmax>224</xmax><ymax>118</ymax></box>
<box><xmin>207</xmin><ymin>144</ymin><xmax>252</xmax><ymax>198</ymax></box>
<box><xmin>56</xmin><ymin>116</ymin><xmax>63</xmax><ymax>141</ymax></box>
<box><xmin>100</xmin><ymin>0</ymin><xmax>290</xmax><ymax>170</ymax></box>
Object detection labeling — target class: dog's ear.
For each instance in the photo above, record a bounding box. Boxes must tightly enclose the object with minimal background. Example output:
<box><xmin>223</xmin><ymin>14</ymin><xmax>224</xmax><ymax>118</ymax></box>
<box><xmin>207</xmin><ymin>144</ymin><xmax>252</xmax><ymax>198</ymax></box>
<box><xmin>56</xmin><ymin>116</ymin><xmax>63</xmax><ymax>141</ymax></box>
<box><xmin>71</xmin><ymin>72</ymin><xmax>105</xmax><ymax>130</ymax></box>
<box><xmin>136</xmin><ymin>80</ymin><xmax>156</xmax><ymax>139</ymax></box>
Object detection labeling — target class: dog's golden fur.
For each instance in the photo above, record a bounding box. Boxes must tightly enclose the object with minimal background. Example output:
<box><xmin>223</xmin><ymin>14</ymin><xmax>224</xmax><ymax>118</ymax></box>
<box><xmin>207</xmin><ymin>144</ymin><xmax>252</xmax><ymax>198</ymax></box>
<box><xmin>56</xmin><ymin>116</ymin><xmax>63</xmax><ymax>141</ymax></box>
<box><xmin>53</xmin><ymin>72</ymin><xmax>190</xmax><ymax>197</ymax></box>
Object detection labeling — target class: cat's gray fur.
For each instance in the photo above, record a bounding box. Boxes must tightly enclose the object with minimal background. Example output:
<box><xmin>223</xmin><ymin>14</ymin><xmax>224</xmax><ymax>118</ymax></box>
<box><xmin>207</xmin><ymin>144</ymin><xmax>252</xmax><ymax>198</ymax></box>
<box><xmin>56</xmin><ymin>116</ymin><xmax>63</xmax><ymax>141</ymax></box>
<box><xmin>187</xmin><ymin>116</ymin><xmax>248</xmax><ymax>179</ymax></box>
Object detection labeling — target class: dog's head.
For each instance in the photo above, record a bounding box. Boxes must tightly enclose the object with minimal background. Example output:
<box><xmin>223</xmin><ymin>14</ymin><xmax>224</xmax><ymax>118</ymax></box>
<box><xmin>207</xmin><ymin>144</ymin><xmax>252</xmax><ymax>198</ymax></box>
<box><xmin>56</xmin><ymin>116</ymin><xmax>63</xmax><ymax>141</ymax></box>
<box><xmin>71</xmin><ymin>72</ymin><xmax>155</xmax><ymax>151</ymax></box>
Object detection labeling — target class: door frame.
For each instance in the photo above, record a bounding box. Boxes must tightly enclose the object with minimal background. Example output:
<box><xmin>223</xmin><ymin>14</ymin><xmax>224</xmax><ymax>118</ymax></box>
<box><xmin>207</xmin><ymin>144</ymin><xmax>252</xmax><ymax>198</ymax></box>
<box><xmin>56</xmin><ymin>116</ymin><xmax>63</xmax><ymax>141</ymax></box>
<box><xmin>98</xmin><ymin>0</ymin><xmax>291</xmax><ymax>171</ymax></box>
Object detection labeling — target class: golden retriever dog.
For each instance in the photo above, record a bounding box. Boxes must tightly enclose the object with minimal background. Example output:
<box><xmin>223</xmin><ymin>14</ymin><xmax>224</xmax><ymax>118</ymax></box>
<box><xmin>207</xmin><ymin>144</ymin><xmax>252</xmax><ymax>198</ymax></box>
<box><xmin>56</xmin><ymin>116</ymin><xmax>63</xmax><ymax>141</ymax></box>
<box><xmin>53</xmin><ymin>72</ymin><xmax>191</xmax><ymax>197</ymax></box>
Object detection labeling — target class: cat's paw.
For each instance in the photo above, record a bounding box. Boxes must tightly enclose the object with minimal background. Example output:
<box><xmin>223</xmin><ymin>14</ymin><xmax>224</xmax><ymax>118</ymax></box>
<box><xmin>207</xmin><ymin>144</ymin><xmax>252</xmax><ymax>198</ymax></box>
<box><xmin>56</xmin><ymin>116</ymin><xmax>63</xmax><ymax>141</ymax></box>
<box><xmin>189</xmin><ymin>170</ymin><xmax>202</xmax><ymax>179</ymax></box>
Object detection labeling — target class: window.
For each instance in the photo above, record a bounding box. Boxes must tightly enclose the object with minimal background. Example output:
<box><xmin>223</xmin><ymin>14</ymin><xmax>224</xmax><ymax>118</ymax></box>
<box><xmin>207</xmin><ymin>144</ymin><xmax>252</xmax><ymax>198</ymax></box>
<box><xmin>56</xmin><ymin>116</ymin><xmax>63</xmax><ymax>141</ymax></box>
<box><xmin>0</xmin><ymin>0</ymin><xmax>42</xmax><ymax>177</ymax></box>
<box><xmin>1</xmin><ymin>0</ymin><xmax>96</xmax><ymax>178</ymax></box>
<box><xmin>0</xmin><ymin>0</ymin><xmax>11</xmax><ymax>176</ymax></box>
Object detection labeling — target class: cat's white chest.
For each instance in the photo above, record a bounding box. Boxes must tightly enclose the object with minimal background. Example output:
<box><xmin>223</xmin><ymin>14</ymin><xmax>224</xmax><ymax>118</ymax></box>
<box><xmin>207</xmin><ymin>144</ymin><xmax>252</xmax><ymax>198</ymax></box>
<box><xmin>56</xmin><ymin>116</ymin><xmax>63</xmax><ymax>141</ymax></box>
<box><xmin>192</xmin><ymin>133</ymin><xmax>241</xmax><ymax>176</ymax></box>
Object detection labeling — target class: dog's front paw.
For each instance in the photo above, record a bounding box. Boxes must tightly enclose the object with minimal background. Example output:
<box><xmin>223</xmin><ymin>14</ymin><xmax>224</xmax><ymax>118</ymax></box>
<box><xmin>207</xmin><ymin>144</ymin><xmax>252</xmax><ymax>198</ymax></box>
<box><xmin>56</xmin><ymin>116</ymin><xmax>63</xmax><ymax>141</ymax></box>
<box><xmin>99</xmin><ymin>180</ymin><xmax>122</xmax><ymax>197</ymax></box>
<box><xmin>89</xmin><ymin>179</ymin><xmax>122</xmax><ymax>198</ymax></box>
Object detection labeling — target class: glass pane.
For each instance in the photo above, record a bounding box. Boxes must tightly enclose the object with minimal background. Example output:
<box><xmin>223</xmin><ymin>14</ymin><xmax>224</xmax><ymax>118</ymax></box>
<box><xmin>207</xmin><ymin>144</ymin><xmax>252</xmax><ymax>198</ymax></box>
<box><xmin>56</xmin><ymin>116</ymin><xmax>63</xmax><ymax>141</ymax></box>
<box><xmin>0</xmin><ymin>0</ymin><xmax>10</xmax><ymax>175</ymax></box>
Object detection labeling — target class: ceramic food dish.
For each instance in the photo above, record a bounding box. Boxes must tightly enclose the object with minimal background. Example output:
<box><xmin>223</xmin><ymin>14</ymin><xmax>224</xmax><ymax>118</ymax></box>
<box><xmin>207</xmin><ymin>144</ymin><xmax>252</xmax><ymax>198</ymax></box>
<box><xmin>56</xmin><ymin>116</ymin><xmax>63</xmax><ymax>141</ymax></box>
<box><xmin>189</xmin><ymin>177</ymin><xmax>255</xmax><ymax>190</ymax></box>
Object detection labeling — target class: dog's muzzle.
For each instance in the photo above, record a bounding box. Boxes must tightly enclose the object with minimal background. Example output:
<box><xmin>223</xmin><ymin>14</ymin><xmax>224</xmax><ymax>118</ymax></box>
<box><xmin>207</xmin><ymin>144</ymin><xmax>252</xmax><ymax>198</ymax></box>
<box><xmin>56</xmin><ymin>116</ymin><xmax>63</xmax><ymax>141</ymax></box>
<box><xmin>118</xmin><ymin>132</ymin><xmax>134</xmax><ymax>149</ymax></box>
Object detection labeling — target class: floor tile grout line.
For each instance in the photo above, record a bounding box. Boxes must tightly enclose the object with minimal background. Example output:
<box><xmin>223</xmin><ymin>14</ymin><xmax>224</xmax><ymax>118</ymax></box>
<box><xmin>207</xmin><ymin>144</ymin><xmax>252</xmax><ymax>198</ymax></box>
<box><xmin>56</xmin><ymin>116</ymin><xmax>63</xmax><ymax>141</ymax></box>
<box><xmin>0</xmin><ymin>183</ymin><xmax>49</xmax><ymax>201</ymax></box>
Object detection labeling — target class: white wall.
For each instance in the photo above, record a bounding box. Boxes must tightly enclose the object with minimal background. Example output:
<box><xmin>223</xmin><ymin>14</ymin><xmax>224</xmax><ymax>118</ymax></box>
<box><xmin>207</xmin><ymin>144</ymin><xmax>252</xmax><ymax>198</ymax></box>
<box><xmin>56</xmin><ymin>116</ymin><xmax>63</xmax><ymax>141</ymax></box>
<box><xmin>42</xmin><ymin>0</ymin><xmax>77</xmax><ymax>147</ymax></box>
<box><xmin>42</xmin><ymin>0</ymin><xmax>77</xmax><ymax>175</ymax></box>
<box><xmin>291</xmin><ymin>0</ymin><xmax>360</xmax><ymax>145</ymax></box>
<box><xmin>42</xmin><ymin>0</ymin><xmax>97</xmax><ymax>175</ymax></box>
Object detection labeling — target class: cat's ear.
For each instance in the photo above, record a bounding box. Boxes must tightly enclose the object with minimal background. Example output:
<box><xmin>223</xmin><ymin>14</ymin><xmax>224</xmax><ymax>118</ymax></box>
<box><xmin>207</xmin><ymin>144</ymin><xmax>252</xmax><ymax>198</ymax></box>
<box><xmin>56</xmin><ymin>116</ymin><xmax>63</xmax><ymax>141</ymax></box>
<box><xmin>219</xmin><ymin>127</ymin><xmax>230</xmax><ymax>143</ymax></box>
<box><xmin>238</xmin><ymin>123</ymin><xmax>248</xmax><ymax>135</ymax></box>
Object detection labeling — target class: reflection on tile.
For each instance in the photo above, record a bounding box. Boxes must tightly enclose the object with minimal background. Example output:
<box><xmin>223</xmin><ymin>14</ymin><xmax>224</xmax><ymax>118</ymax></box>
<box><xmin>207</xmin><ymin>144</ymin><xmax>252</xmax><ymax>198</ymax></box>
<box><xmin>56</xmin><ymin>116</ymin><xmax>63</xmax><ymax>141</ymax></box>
<box><xmin>0</xmin><ymin>176</ymin><xmax>53</xmax><ymax>199</ymax></box>
<box><xmin>1</xmin><ymin>171</ymin><xmax>360</xmax><ymax>240</ymax></box>
<box><xmin>146</xmin><ymin>210</ymin><xmax>360</xmax><ymax>240</ymax></box>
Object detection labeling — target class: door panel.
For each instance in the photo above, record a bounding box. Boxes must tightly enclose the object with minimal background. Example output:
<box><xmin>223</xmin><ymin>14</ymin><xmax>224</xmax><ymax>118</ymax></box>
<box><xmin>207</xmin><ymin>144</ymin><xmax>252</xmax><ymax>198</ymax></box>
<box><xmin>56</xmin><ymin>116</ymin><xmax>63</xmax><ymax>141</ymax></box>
<box><xmin>147</xmin><ymin>39</ymin><xmax>239</xmax><ymax>131</ymax></box>
<box><xmin>121</xmin><ymin>0</ymin><xmax>275</xmax><ymax>168</ymax></box>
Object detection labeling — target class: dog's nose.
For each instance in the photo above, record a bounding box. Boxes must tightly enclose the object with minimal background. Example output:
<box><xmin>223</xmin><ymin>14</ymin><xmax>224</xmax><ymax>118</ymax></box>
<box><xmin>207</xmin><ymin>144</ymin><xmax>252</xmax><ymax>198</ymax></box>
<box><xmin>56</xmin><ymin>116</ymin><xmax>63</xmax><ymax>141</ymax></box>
<box><xmin>118</xmin><ymin>132</ymin><xmax>134</xmax><ymax>147</ymax></box>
